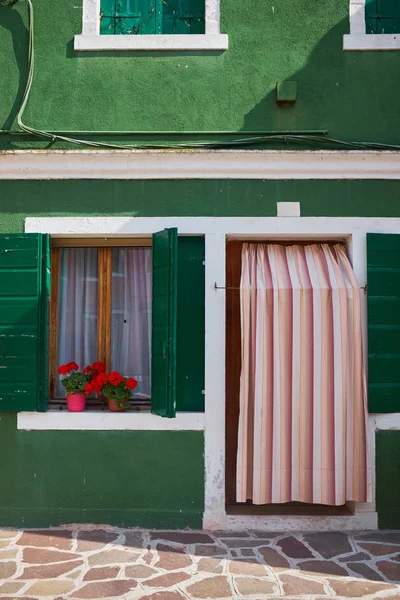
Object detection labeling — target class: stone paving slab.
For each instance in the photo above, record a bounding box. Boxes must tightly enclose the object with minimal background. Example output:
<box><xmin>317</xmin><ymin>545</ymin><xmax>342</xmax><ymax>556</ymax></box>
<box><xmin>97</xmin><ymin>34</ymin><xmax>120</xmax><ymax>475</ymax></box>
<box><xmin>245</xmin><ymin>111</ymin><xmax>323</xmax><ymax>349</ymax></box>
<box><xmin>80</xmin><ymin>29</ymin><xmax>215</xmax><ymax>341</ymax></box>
<box><xmin>0</xmin><ymin>527</ymin><xmax>400</xmax><ymax>599</ymax></box>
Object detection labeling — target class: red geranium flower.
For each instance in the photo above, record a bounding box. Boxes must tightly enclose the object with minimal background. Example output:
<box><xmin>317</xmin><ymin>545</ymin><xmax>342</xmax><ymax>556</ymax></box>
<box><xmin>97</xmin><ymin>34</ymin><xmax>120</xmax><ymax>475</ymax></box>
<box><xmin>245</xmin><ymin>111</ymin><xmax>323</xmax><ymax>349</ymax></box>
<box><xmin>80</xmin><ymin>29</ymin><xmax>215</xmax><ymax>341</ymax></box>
<box><xmin>68</xmin><ymin>362</ymin><xmax>79</xmax><ymax>371</ymax></box>
<box><xmin>126</xmin><ymin>378</ymin><xmax>138</xmax><ymax>391</ymax></box>
<box><xmin>92</xmin><ymin>361</ymin><xmax>106</xmax><ymax>373</ymax></box>
<box><xmin>84</xmin><ymin>382</ymin><xmax>94</xmax><ymax>394</ymax></box>
<box><xmin>92</xmin><ymin>372</ymin><xmax>108</xmax><ymax>394</ymax></box>
<box><xmin>109</xmin><ymin>371</ymin><xmax>124</xmax><ymax>387</ymax></box>
<box><xmin>83</xmin><ymin>365</ymin><xmax>92</xmax><ymax>375</ymax></box>
<box><xmin>58</xmin><ymin>363</ymin><xmax>72</xmax><ymax>375</ymax></box>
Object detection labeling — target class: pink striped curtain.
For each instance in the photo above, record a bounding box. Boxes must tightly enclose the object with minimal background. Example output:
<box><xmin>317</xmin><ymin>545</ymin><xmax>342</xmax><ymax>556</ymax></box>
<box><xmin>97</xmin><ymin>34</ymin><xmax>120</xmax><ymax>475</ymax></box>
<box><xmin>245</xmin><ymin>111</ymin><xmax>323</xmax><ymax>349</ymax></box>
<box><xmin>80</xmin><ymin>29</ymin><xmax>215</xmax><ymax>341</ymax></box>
<box><xmin>236</xmin><ymin>243</ymin><xmax>369</xmax><ymax>506</ymax></box>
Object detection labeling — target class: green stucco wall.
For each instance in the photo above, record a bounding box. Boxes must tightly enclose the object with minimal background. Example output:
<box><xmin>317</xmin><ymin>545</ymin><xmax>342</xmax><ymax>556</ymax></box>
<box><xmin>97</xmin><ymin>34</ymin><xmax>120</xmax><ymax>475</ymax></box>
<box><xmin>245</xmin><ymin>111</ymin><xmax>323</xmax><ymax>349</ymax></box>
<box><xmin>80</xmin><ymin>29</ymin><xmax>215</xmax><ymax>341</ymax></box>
<box><xmin>1</xmin><ymin>179</ymin><xmax>400</xmax><ymax>528</ymax></box>
<box><xmin>0</xmin><ymin>414</ymin><xmax>204</xmax><ymax>528</ymax></box>
<box><xmin>0</xmin><ymin>0</ymin><xmax>399</xmax><ymax>149</ymax></box>
<box><xmin>2</xmin><ymin>179</ymin><xmax>400</xmax><ymax>233</ymax></box>
<box><xmin>376</xmin><ymin>431</ymin><xmax>400</xmax><ymax>529</ymax></box>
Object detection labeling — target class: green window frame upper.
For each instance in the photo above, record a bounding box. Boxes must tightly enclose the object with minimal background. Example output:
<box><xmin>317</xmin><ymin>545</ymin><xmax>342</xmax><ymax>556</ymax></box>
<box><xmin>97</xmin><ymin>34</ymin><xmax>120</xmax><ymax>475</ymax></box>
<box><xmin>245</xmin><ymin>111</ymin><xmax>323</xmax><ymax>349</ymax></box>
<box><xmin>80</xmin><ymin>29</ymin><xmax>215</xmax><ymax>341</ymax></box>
<box><xmin>0</xmin><ymin>231</ymin><xmax>205</xmax><ymax>418</ymax></box>
<box><xmin>74</xmin><ymin>0</ymin><xmax>228</xmax><ymax>51</ymax></box>
<box><xmin>100</xmin><ymin>0</ymin><xmax>205</xmax><ymax>35</ymax></box>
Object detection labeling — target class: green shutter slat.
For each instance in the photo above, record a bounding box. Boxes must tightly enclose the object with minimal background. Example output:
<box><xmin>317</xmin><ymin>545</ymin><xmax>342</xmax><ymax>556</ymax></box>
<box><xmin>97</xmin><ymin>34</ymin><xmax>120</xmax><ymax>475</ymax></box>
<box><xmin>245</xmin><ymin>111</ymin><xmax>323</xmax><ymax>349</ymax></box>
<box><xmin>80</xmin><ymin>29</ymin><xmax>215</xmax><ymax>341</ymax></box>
<box><xmin>100</xmin><ymin>0</ymin><xmax>156</xmax><ymax>35</ymax></box>
<box><xmin>162</xmin><ymin>0</ymin><xmax>205</xmax><ymax>34</ymax></box>
<box><xmin>151</xmin><ymin>228</ymin><xmax>178</xmax><ymax>418</ymax></box>
<box><xmin>176</xmin><ymin>237</ymin><xmax>205</xmax><ymax>412</ymax></box>
<box><xmin>367</xmin><ymin>233</ymin><xmax>400</xmax><ymax>413</ymax></box>
<box><xmin>0</xmin><ymin>234</ymin><xmax>50</xmax><ymax>412</ymax></box>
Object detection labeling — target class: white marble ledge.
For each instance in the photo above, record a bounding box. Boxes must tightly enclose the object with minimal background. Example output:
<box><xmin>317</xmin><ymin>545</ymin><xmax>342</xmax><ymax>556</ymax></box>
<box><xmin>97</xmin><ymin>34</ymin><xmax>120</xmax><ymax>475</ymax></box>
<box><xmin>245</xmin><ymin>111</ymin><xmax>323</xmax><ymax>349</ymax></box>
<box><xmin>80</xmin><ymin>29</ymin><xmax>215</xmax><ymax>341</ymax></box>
<box><xmin>17</xmin><ymin>411</ymin><xmax>205</xmax><ymax>431</ymax></box>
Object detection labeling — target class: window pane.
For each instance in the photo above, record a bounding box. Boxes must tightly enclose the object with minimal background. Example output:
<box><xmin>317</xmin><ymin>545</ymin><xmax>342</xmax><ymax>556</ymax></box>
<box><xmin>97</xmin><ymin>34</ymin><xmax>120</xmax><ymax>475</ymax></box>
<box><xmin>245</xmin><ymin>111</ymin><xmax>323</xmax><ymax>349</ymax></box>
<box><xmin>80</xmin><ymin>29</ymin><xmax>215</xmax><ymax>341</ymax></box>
<box><xmin>111</xmin><ymin>247</ymin><xmax>152</xmax><ymax>398</ymax></box>
<box><xmin>57</xmin><ymin>249</ymin><xmax>99</xmax><ymax>396</ymax></box>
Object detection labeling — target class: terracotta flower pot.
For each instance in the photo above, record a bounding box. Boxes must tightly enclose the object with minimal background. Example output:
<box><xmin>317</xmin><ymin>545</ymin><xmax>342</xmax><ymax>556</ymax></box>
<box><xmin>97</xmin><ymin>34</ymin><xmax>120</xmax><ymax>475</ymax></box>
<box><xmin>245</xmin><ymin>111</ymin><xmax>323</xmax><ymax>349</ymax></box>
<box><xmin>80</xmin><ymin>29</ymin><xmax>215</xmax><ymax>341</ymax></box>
<box><xmin>107</xmin><ymin>398</ymin><xmax>128</xmax><ymax>412</ymax></box>
<box><xmin>66</xmin><ymin>393</ymin><xmax>86</xmax><ymax>412</ymax></box>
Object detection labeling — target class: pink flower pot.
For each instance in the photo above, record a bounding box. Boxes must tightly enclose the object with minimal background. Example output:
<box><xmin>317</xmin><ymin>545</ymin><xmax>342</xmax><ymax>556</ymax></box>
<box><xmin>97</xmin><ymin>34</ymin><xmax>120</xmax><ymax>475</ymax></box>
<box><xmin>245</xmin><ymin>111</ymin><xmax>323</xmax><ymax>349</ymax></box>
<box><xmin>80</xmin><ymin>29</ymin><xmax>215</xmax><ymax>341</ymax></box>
<box><xmin>66</xmin><ymin>393</ymin><xmax>86</xmax><ymax>412</ymax></box>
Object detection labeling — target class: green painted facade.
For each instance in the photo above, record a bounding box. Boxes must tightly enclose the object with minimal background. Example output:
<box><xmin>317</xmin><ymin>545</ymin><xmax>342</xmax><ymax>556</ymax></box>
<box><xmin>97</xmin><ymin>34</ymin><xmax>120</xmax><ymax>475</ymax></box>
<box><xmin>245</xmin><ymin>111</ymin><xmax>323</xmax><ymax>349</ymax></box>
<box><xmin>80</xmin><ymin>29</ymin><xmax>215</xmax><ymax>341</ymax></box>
<box><xmin>0</xmin><ymin>414</ymin><xmax>204</xmax><ymax>528</ymax></box>
<box><xmin>1</xmin><ymin>0</ymin><xmax>400</xmax><ymax>530</ymax></box>
<box><xmin>0</xmin><ymin>0</ymin><xmax>399</xmax><ymax>148</ymax></box>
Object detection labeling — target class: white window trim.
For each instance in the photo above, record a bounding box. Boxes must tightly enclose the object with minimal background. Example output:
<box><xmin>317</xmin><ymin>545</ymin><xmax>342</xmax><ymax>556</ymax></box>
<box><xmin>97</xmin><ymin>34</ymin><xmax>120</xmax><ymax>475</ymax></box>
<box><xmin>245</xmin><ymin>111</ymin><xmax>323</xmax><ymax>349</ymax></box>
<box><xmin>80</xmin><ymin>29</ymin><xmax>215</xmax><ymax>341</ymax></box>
<box><xmin>18</xmin><ymin>411</ymin><xmax>205</xmax><ymax>431</ymax></box>
<box><xmin>22</xmin><ymin>215</ymin><xmax>400</xmax><ymax>531</ymax></box>
<box><xmin>74</xmin><ymin>0</ymin><xmax>228</xmax><ymax>51</ymax></box>
<box><xmin>344</xmin><ymin>0</ymin><xmax>400</xmax><ymax>50</ymax></box>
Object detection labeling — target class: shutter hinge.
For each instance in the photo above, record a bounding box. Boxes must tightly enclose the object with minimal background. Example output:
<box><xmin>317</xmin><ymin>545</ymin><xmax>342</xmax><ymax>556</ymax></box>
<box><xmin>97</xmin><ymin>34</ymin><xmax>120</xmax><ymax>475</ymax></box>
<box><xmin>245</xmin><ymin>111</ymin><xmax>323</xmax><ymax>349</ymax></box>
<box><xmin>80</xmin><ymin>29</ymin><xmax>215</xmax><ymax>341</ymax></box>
<box><xmin>201</xmin><ymin>390</ymin><xmax>205</xmax><ymax>395</ymax></box>
<box><xmin>361</xmin><ymin>284</ymin><xmax>368</xmax><ymax>295</ymax></box>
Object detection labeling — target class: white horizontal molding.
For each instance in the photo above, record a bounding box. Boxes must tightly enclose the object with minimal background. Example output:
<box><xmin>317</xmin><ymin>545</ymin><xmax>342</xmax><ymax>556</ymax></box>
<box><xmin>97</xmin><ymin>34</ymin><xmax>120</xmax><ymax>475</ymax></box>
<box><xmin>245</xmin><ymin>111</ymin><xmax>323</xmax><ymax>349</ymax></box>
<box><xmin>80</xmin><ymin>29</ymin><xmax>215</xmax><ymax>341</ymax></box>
<box><xmin>17</xmin><ymin>411</ymin><xmax>205</xmax><ymax>431</ymax></box>
<box><xmin>3</xmin><ymin>150</ymin><xmax>400</xmax><ymax>180</ymax></box>
<box><xmin>373</xmin><ymin>413</ymin><xmax>400</xmax><ymax>430</ymax></box>
<box><xmin>344</xmin><ymin>33</ymin><xmax>400</xmax><ymax>50</ymax></box>
<box><xmin>74</xmin><ymin>33</ymin><xmax>228</xmax><ymax>51</ymax></box>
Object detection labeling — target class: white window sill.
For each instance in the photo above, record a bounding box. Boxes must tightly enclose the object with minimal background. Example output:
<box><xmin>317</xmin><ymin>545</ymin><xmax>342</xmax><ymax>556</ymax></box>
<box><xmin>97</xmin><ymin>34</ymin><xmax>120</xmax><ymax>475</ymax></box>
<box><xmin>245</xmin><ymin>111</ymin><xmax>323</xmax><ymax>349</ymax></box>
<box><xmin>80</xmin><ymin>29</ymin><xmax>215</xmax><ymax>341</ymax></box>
<box><xmin>343</xmin><ymin>33</ymin><xmax>400</xmax><ymax>50</ymax></box>
<box><xmin>74</xmin><ymin>34</ymin><xmax>229</xmax><ymax>51</ymax></box>
<box><xmin>17</xmin><ymin>411</ymin><xmax>205</xmax><ymax>431</ymax></box>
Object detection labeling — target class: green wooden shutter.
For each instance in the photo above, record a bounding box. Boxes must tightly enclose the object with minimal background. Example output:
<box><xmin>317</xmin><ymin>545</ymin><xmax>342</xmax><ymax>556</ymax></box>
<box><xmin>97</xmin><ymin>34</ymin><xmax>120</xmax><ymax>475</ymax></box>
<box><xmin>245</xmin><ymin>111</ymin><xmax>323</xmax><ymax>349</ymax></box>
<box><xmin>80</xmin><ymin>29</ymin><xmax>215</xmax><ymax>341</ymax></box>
<box><xmin>0</xmin><ymin>234</ymin><xmax>50</xmax><ymax>412</ymax></box>
<box><xmin>151</xmin><ymin>228</ymin><xmax>178</xmax><ymax>418</ymax></box>
<box><xmin>176</xmin><ymin>237</ymin><xmax>205</xmax><ymax>412</ymax></box>
<box><xmin>376</xmin><ymin>0</ymin><xmax>400</xmax><ymax>33</ymax></box>
<box><xmin>367</xmin><ymin>233</ymin><xmax>400</xmax><ymax>413</ymax></box>
<box><xmin>366</xmin><ymin>0</ymin><xmax>378</xmax><ymax>33</ymax></box>
<box><xmin>161</xmin><ymin>0</ymin><xmax>205</xmax><ymax>34</ymax></box>
<box><xmin>366</xmin><ymin>0</ymin><xmax>400</xmax><ymax>34</ymax></box>
<box><xmin>100</xmin><ymin>0</ymin><xmax>156</xmax><ymax>35</ymax></box>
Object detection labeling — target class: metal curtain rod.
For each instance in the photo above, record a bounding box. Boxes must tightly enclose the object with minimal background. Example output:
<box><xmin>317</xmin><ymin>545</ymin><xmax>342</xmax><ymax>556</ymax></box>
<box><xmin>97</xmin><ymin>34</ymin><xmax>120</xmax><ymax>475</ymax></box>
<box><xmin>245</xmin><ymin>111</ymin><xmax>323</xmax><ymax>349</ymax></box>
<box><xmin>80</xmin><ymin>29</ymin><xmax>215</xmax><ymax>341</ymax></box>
<box><xmin>214</xmin><ymin>283</ymin><xmax>368</xmax><ymax>292</ymax></box>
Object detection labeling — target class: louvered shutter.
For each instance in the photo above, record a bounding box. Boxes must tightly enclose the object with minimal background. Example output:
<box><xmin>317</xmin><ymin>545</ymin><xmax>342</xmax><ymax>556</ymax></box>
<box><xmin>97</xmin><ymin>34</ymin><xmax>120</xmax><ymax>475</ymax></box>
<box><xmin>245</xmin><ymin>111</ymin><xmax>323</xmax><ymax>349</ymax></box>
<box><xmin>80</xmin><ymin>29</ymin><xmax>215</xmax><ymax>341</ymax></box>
<box><xmin>0</xmin><ymin>234</ymin><xmax>50</xmax><ymax>412</ymax></box>
<box><xmin>176</xmin><ymin>237</ymin><xmax>205</xmax><ymax>412</ymax></box>
<box><xmin>100</xmin><ymin>0</ymin><xmax>156</xmax><ymax>35</ymax></box>
<box><xmin>161</xmin><ymin>0</ymin><xmax>205</xmax><ymax>34</ymax></box>
<box><xmin>366</xmin><ymin>0</ymin><xmax>400</xmax><ymax>34</ymax></box>
<box><xmin>367</xmin><ymin>233</ymin><xmax>400</xmax><ymax>413</ymax></box>
<box><xmin>151</xmin><ymin>228</ymin><xmax>178</xmax><ymax>418</ymax></box>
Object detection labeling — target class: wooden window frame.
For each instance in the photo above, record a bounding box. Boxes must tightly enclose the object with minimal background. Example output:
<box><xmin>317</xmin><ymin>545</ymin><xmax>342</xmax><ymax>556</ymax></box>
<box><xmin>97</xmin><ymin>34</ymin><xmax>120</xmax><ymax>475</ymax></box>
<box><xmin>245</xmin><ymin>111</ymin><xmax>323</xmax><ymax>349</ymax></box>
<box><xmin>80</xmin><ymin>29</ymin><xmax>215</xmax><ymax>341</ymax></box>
<box><xmin>49</xmin><ymin>238</ymin><xmax>152</xmax><ymax>405</ymax></box>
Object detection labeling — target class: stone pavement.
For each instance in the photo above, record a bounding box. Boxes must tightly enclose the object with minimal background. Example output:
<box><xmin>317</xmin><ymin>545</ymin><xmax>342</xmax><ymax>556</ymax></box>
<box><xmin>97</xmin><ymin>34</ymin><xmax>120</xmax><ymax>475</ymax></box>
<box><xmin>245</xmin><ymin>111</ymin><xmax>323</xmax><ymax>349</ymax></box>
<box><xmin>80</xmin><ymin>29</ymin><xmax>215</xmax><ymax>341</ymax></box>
<box><xmin>1</xmin><ymin>527</ymin><xmax>400</xmax><ymax>599</ymax></box>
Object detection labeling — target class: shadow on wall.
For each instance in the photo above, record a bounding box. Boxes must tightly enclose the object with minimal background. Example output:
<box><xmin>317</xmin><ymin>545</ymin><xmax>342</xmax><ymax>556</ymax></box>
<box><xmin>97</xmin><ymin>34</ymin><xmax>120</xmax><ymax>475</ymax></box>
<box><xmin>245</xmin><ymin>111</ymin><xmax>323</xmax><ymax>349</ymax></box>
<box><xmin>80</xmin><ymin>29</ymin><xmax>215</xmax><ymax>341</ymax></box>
<box><xmin>242</xmin><ymin>19</ymin><xmax>399</xmax><ymax>145</ymax></box>
<box><xmin>0</xmin><ymin>5</ymin><xmax>28</xmax><ymax>130</ymax></box>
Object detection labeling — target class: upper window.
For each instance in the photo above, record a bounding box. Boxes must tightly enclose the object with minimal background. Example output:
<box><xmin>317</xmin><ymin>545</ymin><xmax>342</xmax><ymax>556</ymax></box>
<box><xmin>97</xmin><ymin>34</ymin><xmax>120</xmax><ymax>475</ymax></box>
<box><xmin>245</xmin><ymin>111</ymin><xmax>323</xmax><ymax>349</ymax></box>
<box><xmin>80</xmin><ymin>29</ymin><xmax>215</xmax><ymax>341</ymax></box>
<box><xmin>100</xmin><ymin>0</ymin><xmax>205</xmax><ymax>35</ymax></box>
<box><xmin>344</xmin><ymin>0</ymin><xmax>400</xmax><ymax>50</ymax></box>
<box><xmin>74</xmin><ymin>0</ymin><xmax>228</xmax><ymax>51</ymax></box>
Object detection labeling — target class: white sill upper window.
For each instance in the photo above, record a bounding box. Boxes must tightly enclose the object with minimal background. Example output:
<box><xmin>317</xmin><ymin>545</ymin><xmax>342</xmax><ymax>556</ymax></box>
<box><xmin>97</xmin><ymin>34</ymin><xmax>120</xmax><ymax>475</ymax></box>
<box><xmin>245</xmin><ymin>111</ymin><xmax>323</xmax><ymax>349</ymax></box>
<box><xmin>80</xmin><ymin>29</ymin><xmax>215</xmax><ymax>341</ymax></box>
<box><xmin>74</xmin><ymin>0</ymin><xmax>228</xmax><ymax>51</ymax></box>
<box><xmin>343</xmin><ymin>0</ymin><xmax>400</xmax><ymax>50</ymax></box>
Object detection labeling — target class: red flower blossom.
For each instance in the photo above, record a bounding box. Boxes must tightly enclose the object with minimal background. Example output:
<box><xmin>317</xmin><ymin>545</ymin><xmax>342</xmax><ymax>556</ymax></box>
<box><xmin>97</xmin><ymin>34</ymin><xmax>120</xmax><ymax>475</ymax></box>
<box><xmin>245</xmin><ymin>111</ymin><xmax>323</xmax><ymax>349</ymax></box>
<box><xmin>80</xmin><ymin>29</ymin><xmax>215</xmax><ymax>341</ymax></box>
<box><xmin>109</xmin><ymin>371</ymin><xmax>124</xmax><ymax>387</ymax></box>
<box><xmin>67</xmin><ymin>361</ymin><xmax>79</xmax><ymax>371</ymax></box>
<box><xmin>83</xmin><ymin>365</ymin><xmax>92</xmax><ymax>375</ymax></box>
<box><xmin>92</xmin><ymin>361</ymin><xmax>106</xmax><ymax>373</ymax></box>
<box><xmin>126</xmin><ymin>378</ymin><xmax>138</xmax><ymax>391</ymax></box>
<box><xmin>84</xmin><ymin>382</ymin><xmax>94</xmax><ymax>394</ymax></box>
<box><xmin>92</xmin><ymin>372</ymin><xmax>108</xmax><ymax>394</ymax></box>
<box><xmin>57</xmin><ymin>363</ymin><xmax>71</xmax><ymax>375</ymax></box>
